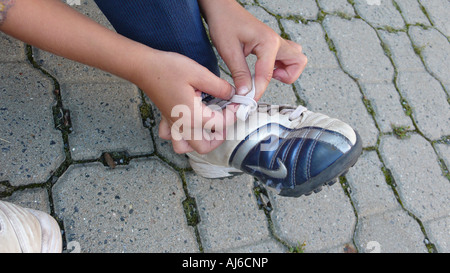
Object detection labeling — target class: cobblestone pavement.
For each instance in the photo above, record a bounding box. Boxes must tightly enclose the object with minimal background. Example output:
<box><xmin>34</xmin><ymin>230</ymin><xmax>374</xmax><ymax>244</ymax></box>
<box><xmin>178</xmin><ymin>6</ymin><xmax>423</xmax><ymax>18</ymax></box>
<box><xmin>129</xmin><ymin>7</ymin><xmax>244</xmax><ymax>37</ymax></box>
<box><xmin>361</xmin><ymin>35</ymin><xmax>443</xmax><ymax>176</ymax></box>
<box><xmin>1</xmin><ymin>0</ymin><xmax>449</xmax><ymax>253</ymax></box>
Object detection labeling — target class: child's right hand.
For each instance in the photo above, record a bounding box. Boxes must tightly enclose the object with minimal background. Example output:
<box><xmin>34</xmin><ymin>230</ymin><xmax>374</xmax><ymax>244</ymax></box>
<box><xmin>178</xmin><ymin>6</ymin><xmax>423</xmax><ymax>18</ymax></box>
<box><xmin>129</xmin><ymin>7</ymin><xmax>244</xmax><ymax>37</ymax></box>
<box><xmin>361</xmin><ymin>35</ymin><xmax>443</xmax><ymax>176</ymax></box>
<box><xmin>134</xmin><ymin>50</ymin><xmax>238</xmax><ymax>154</ymax></box>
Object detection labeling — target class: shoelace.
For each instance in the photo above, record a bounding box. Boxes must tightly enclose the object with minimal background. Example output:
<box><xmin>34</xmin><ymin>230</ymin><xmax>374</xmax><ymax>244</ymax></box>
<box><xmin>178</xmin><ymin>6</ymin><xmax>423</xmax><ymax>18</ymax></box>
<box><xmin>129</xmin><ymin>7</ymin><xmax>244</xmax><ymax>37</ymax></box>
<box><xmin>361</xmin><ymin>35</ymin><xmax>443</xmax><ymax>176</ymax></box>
<box><xmin>205</xmin><ymin>77</ymin><xmax>308</xmax><ymax>122</ymax></box>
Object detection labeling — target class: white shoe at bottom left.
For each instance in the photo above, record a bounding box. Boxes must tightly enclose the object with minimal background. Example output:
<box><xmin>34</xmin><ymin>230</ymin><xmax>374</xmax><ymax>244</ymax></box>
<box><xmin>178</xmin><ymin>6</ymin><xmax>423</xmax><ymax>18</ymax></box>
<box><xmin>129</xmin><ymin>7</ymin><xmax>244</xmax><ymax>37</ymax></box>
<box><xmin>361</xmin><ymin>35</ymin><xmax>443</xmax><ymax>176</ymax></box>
<box><xmin>0</xmin><ymin>200</ymin><xmax>62</xmax><ymax>253</ymax></box>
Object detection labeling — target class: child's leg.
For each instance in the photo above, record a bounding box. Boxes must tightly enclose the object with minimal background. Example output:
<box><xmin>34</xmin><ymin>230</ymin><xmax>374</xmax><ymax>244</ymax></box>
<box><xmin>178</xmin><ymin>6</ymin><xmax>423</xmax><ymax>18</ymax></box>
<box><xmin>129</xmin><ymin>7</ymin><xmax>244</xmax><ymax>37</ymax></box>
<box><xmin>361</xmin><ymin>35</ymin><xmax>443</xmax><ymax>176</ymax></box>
<box><xmin>93</xmin><ymin>0</ymin><xmax>220</xmax><ymax>76</ymax></box>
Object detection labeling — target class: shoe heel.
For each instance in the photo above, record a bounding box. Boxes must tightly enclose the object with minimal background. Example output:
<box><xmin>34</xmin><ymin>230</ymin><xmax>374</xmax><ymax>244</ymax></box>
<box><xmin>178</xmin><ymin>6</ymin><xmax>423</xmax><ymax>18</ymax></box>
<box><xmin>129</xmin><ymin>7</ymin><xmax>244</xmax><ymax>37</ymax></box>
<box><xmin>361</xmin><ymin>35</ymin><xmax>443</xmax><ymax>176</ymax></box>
<box><xmin>188</xmin><ymin>156</ymin><xmax>242</xmax><ymax>179</ymax></box>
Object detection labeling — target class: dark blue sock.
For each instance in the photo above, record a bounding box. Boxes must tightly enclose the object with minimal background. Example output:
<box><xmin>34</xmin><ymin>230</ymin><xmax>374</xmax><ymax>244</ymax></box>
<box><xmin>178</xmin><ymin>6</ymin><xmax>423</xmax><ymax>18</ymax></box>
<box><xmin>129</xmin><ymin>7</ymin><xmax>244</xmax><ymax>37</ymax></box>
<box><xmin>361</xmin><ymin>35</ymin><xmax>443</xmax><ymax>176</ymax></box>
<box><xmin>93</xmin><ymin>0</ymin><xmax>220</xmax><ymax>76</ymax></box>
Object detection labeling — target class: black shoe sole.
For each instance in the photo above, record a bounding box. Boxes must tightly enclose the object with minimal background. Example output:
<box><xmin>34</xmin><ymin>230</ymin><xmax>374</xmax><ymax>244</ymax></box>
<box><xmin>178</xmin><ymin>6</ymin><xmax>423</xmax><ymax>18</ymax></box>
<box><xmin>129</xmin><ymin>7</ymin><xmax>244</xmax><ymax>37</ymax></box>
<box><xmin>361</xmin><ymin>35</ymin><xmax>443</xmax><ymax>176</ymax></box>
<box><xmin>278</xmin><ymin>130</ymin><xmax>363</xmax><ymax>198</ymax></box>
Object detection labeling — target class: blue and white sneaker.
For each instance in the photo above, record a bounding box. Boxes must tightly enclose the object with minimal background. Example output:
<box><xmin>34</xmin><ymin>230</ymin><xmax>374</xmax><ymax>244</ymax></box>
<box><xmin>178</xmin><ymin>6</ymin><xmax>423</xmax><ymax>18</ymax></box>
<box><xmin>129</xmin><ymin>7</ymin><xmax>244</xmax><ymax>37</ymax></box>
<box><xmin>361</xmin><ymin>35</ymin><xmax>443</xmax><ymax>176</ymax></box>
<box><xmin>189</xmin><ymin>80</ymin><xmax>362</xmax><ymax>198</ymax></box>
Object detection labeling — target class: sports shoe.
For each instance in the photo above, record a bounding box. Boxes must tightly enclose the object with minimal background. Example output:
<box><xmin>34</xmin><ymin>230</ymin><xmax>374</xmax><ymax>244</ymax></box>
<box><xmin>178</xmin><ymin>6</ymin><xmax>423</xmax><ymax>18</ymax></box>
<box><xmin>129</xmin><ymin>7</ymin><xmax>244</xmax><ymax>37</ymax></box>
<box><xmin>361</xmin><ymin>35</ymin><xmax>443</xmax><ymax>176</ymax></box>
<box><xmin>189</xmin><ymin>78</ymin><xmax>362</xmax><ymax>197</ymax></box>
<box><xmin>0</xmin><ymin>200</ymin><xmax>62</xmax><ymax>253</ymax></box>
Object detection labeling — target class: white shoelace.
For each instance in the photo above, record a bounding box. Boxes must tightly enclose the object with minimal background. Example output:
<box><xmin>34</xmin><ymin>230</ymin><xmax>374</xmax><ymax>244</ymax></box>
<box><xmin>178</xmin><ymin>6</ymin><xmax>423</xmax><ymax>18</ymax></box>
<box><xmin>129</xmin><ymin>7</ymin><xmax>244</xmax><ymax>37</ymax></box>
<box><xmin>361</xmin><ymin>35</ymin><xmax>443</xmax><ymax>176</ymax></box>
<box><xmin>206</xmin><ymin>76</ymin><xmax>308</xmax><ymax>122</ymax></box>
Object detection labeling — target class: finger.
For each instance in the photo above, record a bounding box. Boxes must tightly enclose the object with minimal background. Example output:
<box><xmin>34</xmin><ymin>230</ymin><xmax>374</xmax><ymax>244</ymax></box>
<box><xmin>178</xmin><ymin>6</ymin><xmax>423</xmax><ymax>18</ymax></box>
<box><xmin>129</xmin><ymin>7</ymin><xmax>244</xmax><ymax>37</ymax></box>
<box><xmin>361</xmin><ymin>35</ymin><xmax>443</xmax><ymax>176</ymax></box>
<box><xmin>193</xmin><ymin>67</ymin><xmax>235</xmax><ymax>100</ymax></box>
<box><xmin>272</xmin><ymin>40</ymin><xmax>307</xmax><ymax>84</ymax></box>
<box><xmin>253</xmin><ymin>39</ymin><xmax>280</xmax><ymax>101</ymax></box>
<box><xmin>171</xmin><ymin>137</ymin><xmax>194</xmax><ymax>154</ymax></box>
<box><xmin>220</xmin><ymin>42</ymin><xmax>253</xmax><ymax>95</ymax></box>
<box><xmin>199</xmin><ymin>102</ymin><xmax>237</xmax><ymax>133</ymax></box>
<box><xmin>158</xmin><ymin>116</ymin><xmax>172</xmax><ymax>140</ymax></box>
<box><xmin>186</xmin><ymin>132</ymin><xmax>226</xmax><ymax>154</ymax></box>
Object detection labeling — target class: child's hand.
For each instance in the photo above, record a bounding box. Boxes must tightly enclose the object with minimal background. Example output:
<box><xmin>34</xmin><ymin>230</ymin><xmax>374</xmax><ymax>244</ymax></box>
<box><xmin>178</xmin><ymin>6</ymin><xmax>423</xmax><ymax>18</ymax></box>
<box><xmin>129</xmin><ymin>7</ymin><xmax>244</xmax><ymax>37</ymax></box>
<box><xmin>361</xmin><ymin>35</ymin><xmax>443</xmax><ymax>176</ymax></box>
<box><xmin>135</xmin><ymin>51</ymin><xmax>237</xmax><ymax>154</ymax></box>
<box><xmin>199</xmin><ymin>0</ymin><xmax>307</xmax><ymax>100</ymax></box>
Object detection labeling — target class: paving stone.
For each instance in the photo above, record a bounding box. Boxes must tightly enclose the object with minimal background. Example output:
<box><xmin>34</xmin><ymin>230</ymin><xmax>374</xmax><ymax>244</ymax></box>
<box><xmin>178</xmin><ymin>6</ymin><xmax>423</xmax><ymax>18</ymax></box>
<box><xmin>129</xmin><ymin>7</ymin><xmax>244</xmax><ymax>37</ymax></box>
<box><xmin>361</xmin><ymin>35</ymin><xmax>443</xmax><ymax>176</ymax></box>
<box><xmin>258</xmin><ymin>0</ymin><xmax>319</xmax><ymax>20</ymax></box>
<box><xmin>394</xmin><ymin>0</ymin><xmax>431</xmax><ymax>26</ymax></box>
<box><xmin>378</xmin><ymin>30</ymin><xmax>426</xmax><ymax>73</ymax></box>
<box><xmin>296</xmin><ymin>68</ymin><xmax>379</xmax><ymax>147</ymax></box>
<box><xmin>424</xmin><ymin>216</ymin><xmax>450</xmax><ymax>253</ymax></box>
<box><xmin>323</xmin><ymin>16</ymin><xmax>394</xmax><ymax>83</ymax></box>
<box><xmin>52</xmin><ymin>159</ymin><xmax>198</xmax><ymax>253</ymax></box>
<box><xmin>245</xmin><ymin>5</ymin><xmax>281</xmax><ymax>35</ymax></box>
<box><xmin>419</xmin><ymin>0</ymin><xmax>450</xmax><ymax>37</ymax></box>
<box><xmin>1</xmin><ymin>188</ymin><xmax>51</xmax><ymax>214</ymax></box>
<box><xmin>260</xmin><ymin>81</ymin><xmax>299</xmax><ymax>106</ymax></box>
<box><xmin>317</xmin><ymin>0</ymin><xmax>356</xmax><ymax>17</ymax></box>
<box><xmin>345</xmin><ymin>151</ymin><xmax>400</xmax><ymax>217</ymax></box>
<box><xmin>380</xmin><ymin>134</ymin><xmax>450</xmax><ymax>222</ymax></box>
<box><xmin>223</xmin><ymin>239</ymin><xmax>287</xmax><ymax>253</ymax></box>
<box><xmin>270</xmin><ymin>185</ymin><xmax>356</xmax><ymax>253</ymax></box>
<box><xmin>408</xmin><ymin>26</ymin><xmax>450</xmax><ymax>85</ymax></box>
<box><xmin>0</xmin><ymin>32</ymin><xmax>27</xmax><ymax>63</ymax></box>
<box><xmin>435</xmin><ymin>143</ymin><xmax>450</xmax><ymax>169</ymax></box>
<box><xmin>270</xmin><ymin>184</ymin><xmax>356</xmax><ymax>252</ymax></box>
<box><xmin>353</xmin><ymin>0</ymin><xmax>405</xmax><ymax>29</ymax></box>
<box><xmin>0</xmin><ymin>63</ymin><xmax>65</xmax><ymax>186</ymax></box>
<box><xmin>281</xmin><ymin>20</ymin><xmax>340</xmax><ymax>69</ymax></box>
<box><xmin>360</xmin><ymin>82</ymin><xmax>413</xmax><ymax>133</ymax></box>
<box><xmin>185</xmin><ymin>172</ymin><xmax>270</xmax><ymax>252</ymax></box>
<box><xmin>396</xmin><ymin>71</ymin><xmax>450</xmax><ymax>140</ymax></box>
<box><xmin>61</xmin><ymin>82</ymin><xmax>153</xmax><ymax>161</ymax></box>
<box><xmin>354</xmin><ymin>209</ymin><xmax>428</xmax><ymax>253</ymax></box>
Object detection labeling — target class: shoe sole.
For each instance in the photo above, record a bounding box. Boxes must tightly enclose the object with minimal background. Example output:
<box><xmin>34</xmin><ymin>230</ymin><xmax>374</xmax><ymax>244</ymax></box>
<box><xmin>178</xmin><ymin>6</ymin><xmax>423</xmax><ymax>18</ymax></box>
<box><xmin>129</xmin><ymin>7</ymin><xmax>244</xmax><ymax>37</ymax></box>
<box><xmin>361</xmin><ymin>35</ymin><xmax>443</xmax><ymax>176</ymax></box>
<box><xmin>278</xmin><ymin>130</ymin><xmax>363</xmax><ymax>197</ymax></box>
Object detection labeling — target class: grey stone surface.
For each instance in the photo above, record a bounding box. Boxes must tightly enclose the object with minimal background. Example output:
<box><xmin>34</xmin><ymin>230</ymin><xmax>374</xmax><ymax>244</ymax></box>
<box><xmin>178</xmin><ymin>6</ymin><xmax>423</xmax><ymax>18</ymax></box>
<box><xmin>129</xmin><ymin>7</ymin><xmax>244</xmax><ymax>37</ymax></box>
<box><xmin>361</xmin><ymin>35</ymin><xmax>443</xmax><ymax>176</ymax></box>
<box><xmin>353</xmin><ymin>0</ymin><xmax>405</xmax><ymax>29</ymax></box>
<box><xmin>396</xmin><ymin>71</ymin><xmax>450</xmax><ymax>140</ymax></box>
<box><xmin>0</xmin><ymin>63</ymin><xmax>65</xmax><ymax>186</ymax></box>
<box><xmin>345</xmin><ymin>151</ymin><xmax>400</xmax><ymax>217</ymax></box>
<box><xmin>52</xmin><ymin>159</ymin><xmax>198</xmax><ymax>253</ymax></box>
<box><xmin>360</xmin><ymin>82</ymin><xmax>413</xmax><ymax>133</ymax></box>
<box><xmin>1</xmin><ymin>0</ymin><xmax>449</xmax><ymax>254</ymax></box>
<box><xmin>378</xmin><ymin>30</ymin><xmax>426</xmax><ymax>73</ymax></box>
<box><xmin>419</xmin><ymin>0</ymin><xmax>450</xmax><ymax>37</ymax></box>
<box><xmin>425</xmin><ymin>216</ymin><xmax>450</xmax><ymax>253</ymax></box>
<box><xmin>282</xmin><ymin>20</ymin><xmax>340</xmax><ymax>69</ymax></box>
<box><xmin>185</xmin><ymin>173</ymin><xmax>273</xmax><ymax>252</ymax></box>
<box><xmin>317</xmin><ymin>0</ymin><xmax>355</xmax><ymax>16</ymax></box>
<box><xmin>323</xmin><ymin>16</ymin><xmax>395</xmax><ymax>83</ymax></box>
<box><xmin>380</xmin><ymin>134</ymin><xmax>450</xmax><ymax>222</ymax></box>
<box><xmin>354</xmin><ymin>209</ymin><xmax>428</xmax><ymax>253</ymax></box>
<box><xmin>258</xmin><ymin>0</ymin><xmax>319</xmax><ymax>20</ymax></box>
<box><xmin>435</xmin><ymin>143</ymin><xmax>450</xmax><ymax>169</ymax></box>
<box><xmin>2</xmin><ymin>188</ymin><xmax>51</xmax><ymax>214</ymax></box>
<box><xmin>62</xmin><ymin>82</ymin><xmax>153</xmax><ymax>160</ymax></box>
<box><xmin>409</xmin><ymin>26</ymin><xmax>450</xmax><ymax>86</ymax></box>
<box><xmin>270</xmin><ymin>185</ymin><xmax>356</xmax><ymax>253</ymax></box>
<box><xmin>394</xmin><ymin>0</ymin><xmax>431</xmax><ymax>26</ymax></box>
<box><xmin>0</xmin><ymin>33</ymin><xmax>27</xmax><ymax>63</ymax></box>
<box><xmin>245</xmin><ymin>5</ymin><xmax>281</xmax><ymax>35</ymax></box>
<box><xmin>223</xmin><ymin>239</ymin><xmax>286</xmax><ymax>253</ymax></box>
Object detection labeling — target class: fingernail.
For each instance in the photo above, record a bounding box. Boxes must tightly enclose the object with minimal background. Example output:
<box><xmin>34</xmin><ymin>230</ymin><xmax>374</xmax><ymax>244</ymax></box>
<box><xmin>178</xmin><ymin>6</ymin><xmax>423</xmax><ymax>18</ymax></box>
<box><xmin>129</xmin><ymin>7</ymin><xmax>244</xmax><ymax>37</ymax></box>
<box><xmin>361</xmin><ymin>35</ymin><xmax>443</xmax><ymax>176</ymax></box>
<box><xmin>237</xmin><ymin>86</ymin><xmax>249</xmax><ymax>95</ymax></box>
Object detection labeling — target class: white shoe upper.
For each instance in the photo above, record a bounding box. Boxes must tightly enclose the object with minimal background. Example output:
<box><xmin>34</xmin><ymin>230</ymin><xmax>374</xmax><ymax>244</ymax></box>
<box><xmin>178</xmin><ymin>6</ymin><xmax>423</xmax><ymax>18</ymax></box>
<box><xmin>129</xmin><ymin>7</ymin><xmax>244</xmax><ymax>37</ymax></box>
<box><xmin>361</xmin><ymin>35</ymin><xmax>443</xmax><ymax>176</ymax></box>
<box><xmin>0</xmin><ymin>201</ymin><xmax>62</xmax><ymax>253</ymax></box>
<box><xmin>188</xmin><ymin>78</ymin><xmax>357</xmax><ymax>170</ymax></box>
